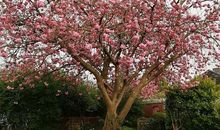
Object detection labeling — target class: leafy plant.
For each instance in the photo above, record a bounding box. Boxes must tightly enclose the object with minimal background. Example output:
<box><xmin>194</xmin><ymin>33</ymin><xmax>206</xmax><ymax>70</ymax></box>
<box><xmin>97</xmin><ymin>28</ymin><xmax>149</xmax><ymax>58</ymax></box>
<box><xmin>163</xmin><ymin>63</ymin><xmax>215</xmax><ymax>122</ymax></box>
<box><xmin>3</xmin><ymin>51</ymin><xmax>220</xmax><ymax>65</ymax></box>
<box><xmin>121</xmin><ymin>126</ymin><xmax>136</xmax><ymax>130</ymax></box>
<box><xmin>165</xmin><ymin>78</ymin><xmax>220</xmax><ymax>130</ymax></box>
<box><xmin>58</xmin><ymin>83</ymin><xmax>100</xmax><ymax>117</ymax></box>
<box><xmin>0</xmin><ymin>74</ymin><xmax>65</xmax><ymax>129</ymax></box>
<box><xmin>143</xmin><ymin>112</ymin><xmax>166</xmax><ymax>130</ymax></box>
<box><xmin>122</xmin><ymin>99</ymin><xmax>144</xmax><ymax>127</ymax></box>
<box><xmin>0</xmin><ymin>73</ymin><xmax>100</xmax><ymax>130</ymax></box>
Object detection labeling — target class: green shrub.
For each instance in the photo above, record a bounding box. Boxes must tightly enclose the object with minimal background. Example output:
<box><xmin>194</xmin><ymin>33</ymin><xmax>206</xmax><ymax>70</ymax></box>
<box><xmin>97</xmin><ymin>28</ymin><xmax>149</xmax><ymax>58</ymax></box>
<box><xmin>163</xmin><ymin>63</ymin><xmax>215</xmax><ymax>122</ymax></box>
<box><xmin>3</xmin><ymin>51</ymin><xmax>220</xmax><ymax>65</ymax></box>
<box><xmin>165</xmin><ymin>78</ymin><xmax>220</xmax><ymax>130</ymax></box>
<box><xmin>121</xmin><ymin>126</ymin><xmax>136</xmax><ymax>130</ymax></box>
<box><xmin>0</xmin><ymin>72</ymin><xmax>145</xmax><ymax>129</ymax></box>
<box><xmin>122</xmin><ymin>99</ymin><xmax>144</xmax><ymax>127</ymax></box>
<box><xmin>0</xmin><ymin>74</ymin><xmax>63</xmax><ymax>130</ymax></box>
<box><xmin>143</xmin><ymin>112</ymin><xmax>166</xmax><ymax>130</ymax></box>
<box><xmin>58</xmin><ymin>84</ymin><xmax>100</xmax><ymax>117</ymax></box>
<box><xmin>0</xmin><ymin>73</ymin><xmax>100</xmax><ymax>130</ymax></box>
<box><xmin>82</xmin><ymin>120</ymin><xmax>103</xmax><ymax>130</ymax></box>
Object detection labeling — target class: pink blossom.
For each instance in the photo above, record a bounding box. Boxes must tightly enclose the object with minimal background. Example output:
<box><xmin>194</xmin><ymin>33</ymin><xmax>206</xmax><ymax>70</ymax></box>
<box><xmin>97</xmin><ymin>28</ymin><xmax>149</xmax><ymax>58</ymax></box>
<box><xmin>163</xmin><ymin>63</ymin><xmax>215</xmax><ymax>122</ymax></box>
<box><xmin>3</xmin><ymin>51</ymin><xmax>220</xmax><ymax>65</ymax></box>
<box><xmin>105</xmin><ymin>29</ymin><xmax>114</xmax><ymax>33</ymax></box>
<box><xmin>190</xmin><ymin>26</ymin><xmax>197</xmax><ymax>31</ymax></box>
<box><xmin>120</xmin><ymin>44</ymin><xmax>126</xmax><ymax>49</ymax></box>
<box><xmin>55</xmin><ymin>8</ymin><xmax>63</xmax><ymax>13</ymax></box>
<box><xmin>1</xmin><ymin>52</ymin><xmax>8</xmax><ymax>58</ymax></box>
<box><xmin>41</xmin><ymin>16</ymin><xmax>49</xmax><ymax>22</ymax></box>
<box><xmin>35</xmin><ymin>23</ymin><xmax>41</xmax><ymax>29</ymax></box>
<box><xmin>0</xmin><ymin>16</ymin><xmax>6</xmax><ymax>21</ymax></box>
<box><xmin>109</xmin><ymin>0</ymin><xmax>116</xmax><ymax>3</ymax></box>
<box><xmin>146</xmin><ymin>40</ymin><xmax>153</xmax><ymax>46</ymax></box>
<box><xmin>85</xmin><ymin>44</ymin><xmax>93</xmax><ymax>49</ymax></box>
<box><xmin>41</xmin><ymin>34</ymin><xmax>48</xmax><ymax>40</ymax></box>
<box><xmin>139</xmin><ymin>56</ymin><xmax>145</xmax><ymax>61</ymax></box>
<box><xmin>36</xmin><ymin>1</ymin><xmax>45</xmax><ymax>8</ymax></box>
<box><xmin>65</xmin><ymin>91</ymin><xmax>69</xmax><ymax>95</ymax></box>
<box><xmin>48</xmin><ymin>20</ymin><xmax>58</xmax><ymax>26</ymax></box>
<box><xmin>119</xmin><ymin>56</ymin><xmax>134</xmax><ymax>67</ymax></box>
<box><xmin>139</xmin><ymin>43</ymin><xmax>146</xmax><ymax>49</ymax></box>
<box><xmin>94</xmin><ymin>24</ymin><xmax>101</xmax><ymax>30</ymax></box>
<box><xmin>15</xmin><ymin>38</ymin><xmax>22</xmax><ymax>43</ymax></box>
<box><xmin>0</xmin><ymin>27</ymin><xmax>3</xmax><ymax>32</ymax></box>
<box><xmin>133</xmin><ymin>35</ymin><xmax>140</xmax><ymax>41</ymax></box>
<box><xmin>52</xmin><ymin>58</ymin><xmax>59</xmax><ymax>63</ymax></box>
<box><xmin>103</xmin><ymin>34</ymin><xmax>109</xmax><ymax>41</ymax></box>
<box><xmin>72</xmin><ymin>31</ymin><xmax>81</xmax><ymax>37</ymax></box>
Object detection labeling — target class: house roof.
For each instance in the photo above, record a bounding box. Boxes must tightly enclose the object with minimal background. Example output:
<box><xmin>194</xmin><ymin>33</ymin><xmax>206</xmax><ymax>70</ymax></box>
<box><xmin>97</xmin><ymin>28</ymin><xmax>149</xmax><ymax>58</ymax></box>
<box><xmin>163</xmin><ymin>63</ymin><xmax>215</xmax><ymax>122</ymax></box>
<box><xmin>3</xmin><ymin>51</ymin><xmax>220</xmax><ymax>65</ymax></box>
<box><xmin>142</xmin><ymin>98</ymin><xmax>165</xmax><ymax>104</ymax></box>
<box><xmin>204</xmin><ymin>68</ymin><xmax>220</xmax><ymax>84</ymax></box>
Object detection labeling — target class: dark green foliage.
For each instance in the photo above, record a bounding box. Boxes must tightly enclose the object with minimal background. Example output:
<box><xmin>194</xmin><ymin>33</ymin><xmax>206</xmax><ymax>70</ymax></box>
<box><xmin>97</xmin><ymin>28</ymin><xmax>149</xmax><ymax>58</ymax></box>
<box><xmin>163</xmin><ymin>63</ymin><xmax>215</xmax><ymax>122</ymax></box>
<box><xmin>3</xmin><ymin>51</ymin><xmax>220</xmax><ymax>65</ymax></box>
<box><xmin>0</xmin><ymin>73</ymin><xmax>144</xmax><ymax>129</ymax></box>
<box><xmin>81</xmin><ymin>120</ymin><xmax>104</xmax><ymax>130</ymax></box>
<box><xmin>123</xmin><ymin>99</ymin><xmax>144</xmax><ymax>127</ymax></box>
<box><xmin>165</xmin><ymin>78</ymin><xmax>220</xmax><ymax>130</ymax></box>
<box><xmin>143</xmin><ymin>112</ymin><xmax>166</xmax><ymax>130</ymax></box>
<box><xmin>58</xmin><ymin>84</ymin><xmax>100</xmax><ymax>117</ymax></box>
<box><xmin>0</xmin><ymin>75</ymin><xmax>64</xmax><ymax>130</ymax></box>
<box><xmin>121</xmin><ymin>126</ymin><xmax>137</xmax><ymax>130</ymax></box>
<box><xmin>0</xmin><ymin>74</ymin><xmax>100</xmax><ymax>130</ymax></box>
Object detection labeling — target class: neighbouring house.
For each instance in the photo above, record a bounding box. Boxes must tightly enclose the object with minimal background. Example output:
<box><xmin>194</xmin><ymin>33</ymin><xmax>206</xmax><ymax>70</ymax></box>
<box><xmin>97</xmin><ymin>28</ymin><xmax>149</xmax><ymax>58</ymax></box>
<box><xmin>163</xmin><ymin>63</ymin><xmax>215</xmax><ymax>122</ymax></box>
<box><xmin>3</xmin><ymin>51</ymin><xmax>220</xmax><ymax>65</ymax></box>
<box><xmin>138</xmin><ymin>68</ymin><xmax>220</xmax><ymax>130</ymax></box>
<box><xmin>142</xmin><ymin>99</ymin><xmax>165</xmax><ymax>117</ymax></box>
<box><xmin>141</xmin><ymin>68</ymin><xmax>220</xmax><ymax>118</ymax></box>
<box><xmin>137</xmin><ymin>99</ymin><xmax>165</xmax><ymax>130</ymax></box>
<box><xmin>204</xmin><ymin>68</ymin><xmax>220</xmax><ymax>84</ymax></box>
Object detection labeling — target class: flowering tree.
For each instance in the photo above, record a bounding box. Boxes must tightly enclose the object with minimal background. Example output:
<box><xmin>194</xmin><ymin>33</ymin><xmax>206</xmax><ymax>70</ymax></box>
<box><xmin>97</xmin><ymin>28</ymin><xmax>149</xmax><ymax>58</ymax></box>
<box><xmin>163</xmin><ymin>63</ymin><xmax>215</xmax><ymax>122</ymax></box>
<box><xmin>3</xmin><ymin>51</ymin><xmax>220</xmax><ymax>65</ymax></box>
<box><xmin>0</xmin><ymin>0</ymin><xmax>219</xmax><ymax>129</ymax></box>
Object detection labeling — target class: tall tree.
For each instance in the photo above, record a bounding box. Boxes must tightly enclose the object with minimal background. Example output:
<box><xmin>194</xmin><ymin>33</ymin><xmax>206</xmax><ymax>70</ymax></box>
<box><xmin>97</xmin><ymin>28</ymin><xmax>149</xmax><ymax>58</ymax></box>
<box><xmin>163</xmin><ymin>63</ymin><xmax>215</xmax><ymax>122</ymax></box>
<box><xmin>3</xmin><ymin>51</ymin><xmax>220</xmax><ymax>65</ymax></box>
<box><xmin>0</xmin><ymin>0</ymin><xmax>219</xmax><ymax>129</ymax></box>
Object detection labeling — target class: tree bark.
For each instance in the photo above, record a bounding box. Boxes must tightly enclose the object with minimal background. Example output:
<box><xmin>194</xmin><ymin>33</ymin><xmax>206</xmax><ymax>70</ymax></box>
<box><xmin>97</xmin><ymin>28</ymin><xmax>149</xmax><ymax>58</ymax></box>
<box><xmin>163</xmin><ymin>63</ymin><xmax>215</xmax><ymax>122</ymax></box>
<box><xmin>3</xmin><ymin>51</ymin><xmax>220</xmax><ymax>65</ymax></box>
<box><xmin>172</xmin><ymin>122</ymin><xmax>180</xmax><ymax>130</ymax></box>
<box><xmin>102</xmin><ymin>108</ymin><xmax>121</xmax><ymax>130</ymax></box>
<box><xmin>172</xmin><ymin>125</ymin><xmax>179</xmax><ymax>130</ymax></box>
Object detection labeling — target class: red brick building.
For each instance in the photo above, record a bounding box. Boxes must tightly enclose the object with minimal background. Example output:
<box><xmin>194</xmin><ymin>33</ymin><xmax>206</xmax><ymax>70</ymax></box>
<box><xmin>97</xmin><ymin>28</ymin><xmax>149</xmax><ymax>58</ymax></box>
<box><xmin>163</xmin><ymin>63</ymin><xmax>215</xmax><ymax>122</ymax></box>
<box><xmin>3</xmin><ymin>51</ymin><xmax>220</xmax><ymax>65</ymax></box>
<box><xmin>142</xmin><ymin>99</ymin><xmax>165</xmax><ymax>117</ymax></box>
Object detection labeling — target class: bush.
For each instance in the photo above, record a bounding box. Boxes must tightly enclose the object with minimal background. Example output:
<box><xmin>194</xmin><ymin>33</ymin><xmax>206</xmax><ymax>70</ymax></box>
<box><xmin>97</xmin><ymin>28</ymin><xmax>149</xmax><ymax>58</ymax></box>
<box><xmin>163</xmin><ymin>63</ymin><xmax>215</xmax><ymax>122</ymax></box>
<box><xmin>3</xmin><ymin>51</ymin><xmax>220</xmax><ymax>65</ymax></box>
<box><xmin>122</xmin><ymin>98</ymin><xmax>144</xmax><ymax>127</ymax></box>
<box><xmin>143</xmin><ymin>112</ymin><xmax>166</xmax><ymax>130</ymax></box>
<box><xmin>121</xmin><ymin>126</ymin><xmax>136</xmax><ymax>130</ymax></box>
<box><xmin>0</xmin><ymin>73</ymin><xmax>100</xmax><ymax>130</ymax></box>
<box><xmin>0</xmin><ymin>72</ymin><xmax>145</xmax><ymax>129</ymax></box>
<box><xmin>82</xmin><ymin>120</ymin><xmax>103</xmax><ymax>130</ymax></box>
<box><xmin>165</xmin><ymin>78</ymin><xmax>220</xmax><ymax>130</ymax></box>
<box><xmin>0</xmin><ymin>75</ymin><xmax>63</xmax><ymax>130</ymax></box>
<box><xmin>58</xmin><ymin>83</ymin><xmax>100</xmax><ymax>117</ymax></box>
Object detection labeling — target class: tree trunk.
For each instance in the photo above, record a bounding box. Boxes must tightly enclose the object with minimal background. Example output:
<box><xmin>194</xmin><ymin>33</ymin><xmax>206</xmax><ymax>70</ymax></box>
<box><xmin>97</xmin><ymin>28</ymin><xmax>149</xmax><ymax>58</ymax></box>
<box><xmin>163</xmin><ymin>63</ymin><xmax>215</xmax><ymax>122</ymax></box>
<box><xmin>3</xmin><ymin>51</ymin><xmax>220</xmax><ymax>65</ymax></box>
<box><xmin>172</xmin><ymin>123</ymin><xmax>179</xmax><ymax>130</ymax></box>
<box><xmin>102</xmin><ymin>109</ymin><xmax>121</xmax><ymax>130</ymax></box>
<box><xmin>101</xmin><ymin>90</ymin><xmax>139</xmax><ymax>130</ymax></box>
<box><xmin>173</xmin><ymin>126</ymin><xmax>179</xmax><ymax>130</ymax></box>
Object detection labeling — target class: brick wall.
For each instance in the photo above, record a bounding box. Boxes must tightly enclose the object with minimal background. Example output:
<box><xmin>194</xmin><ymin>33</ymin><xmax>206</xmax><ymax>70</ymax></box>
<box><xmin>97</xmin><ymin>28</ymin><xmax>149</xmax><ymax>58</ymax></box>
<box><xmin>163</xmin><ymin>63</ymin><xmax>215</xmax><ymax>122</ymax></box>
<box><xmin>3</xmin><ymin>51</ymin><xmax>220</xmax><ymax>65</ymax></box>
<box><xmin>143</xmin><ymin>102</ymin><xmax>164</xmax><ymax>117</ymax></box>
<box><xmin>60</xmin><ymin>117</ymin><xmax>100</xmax><ymax>130</ymax></box>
